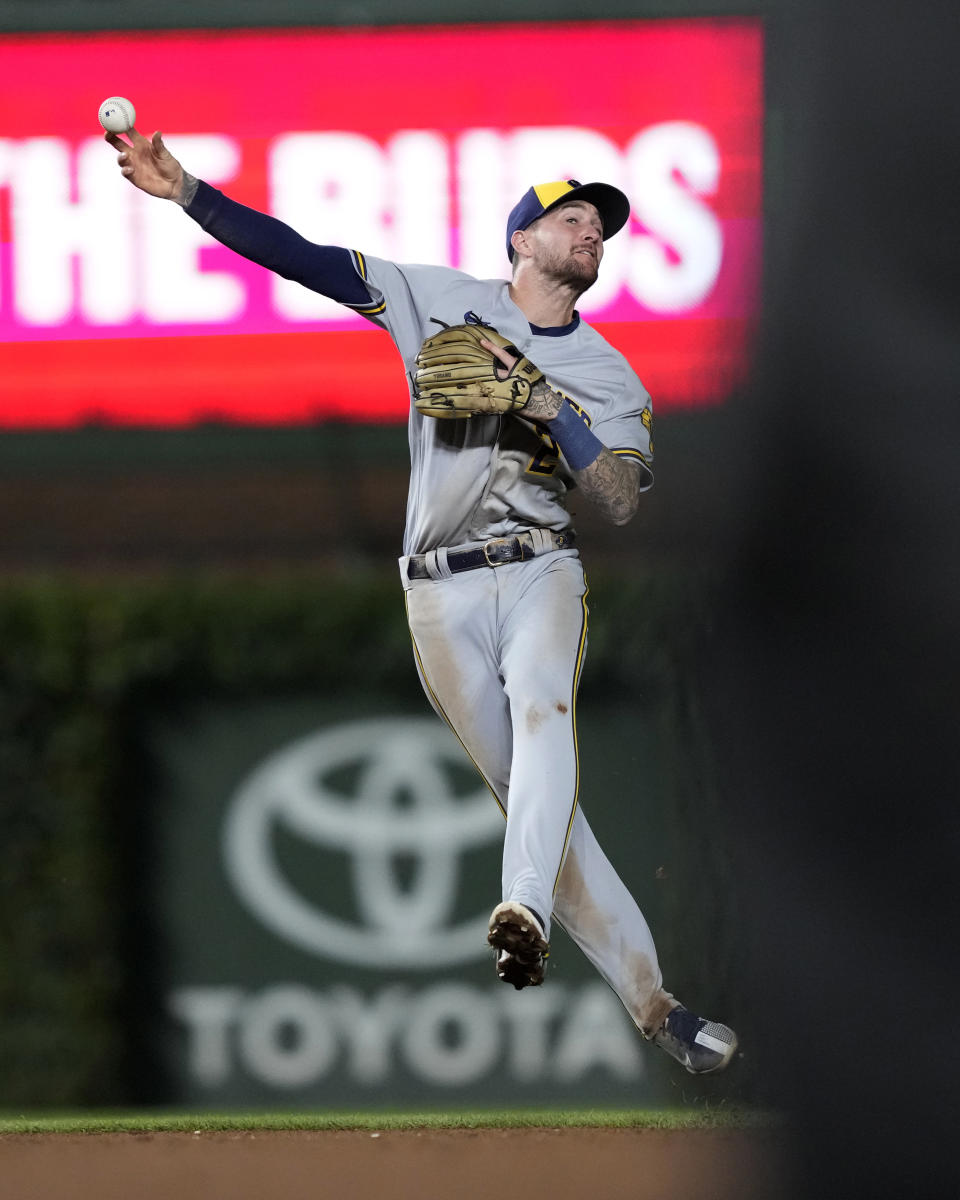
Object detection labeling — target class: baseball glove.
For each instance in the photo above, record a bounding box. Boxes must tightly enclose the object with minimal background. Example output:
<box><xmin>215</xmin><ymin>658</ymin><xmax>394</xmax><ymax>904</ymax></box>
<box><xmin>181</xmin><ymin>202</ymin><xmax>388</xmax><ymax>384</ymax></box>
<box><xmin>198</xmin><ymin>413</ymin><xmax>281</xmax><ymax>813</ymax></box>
<box><xmin>413</xmin><ymin>322</ymin><xmax>544</xmax><ymax>419</ymax></box>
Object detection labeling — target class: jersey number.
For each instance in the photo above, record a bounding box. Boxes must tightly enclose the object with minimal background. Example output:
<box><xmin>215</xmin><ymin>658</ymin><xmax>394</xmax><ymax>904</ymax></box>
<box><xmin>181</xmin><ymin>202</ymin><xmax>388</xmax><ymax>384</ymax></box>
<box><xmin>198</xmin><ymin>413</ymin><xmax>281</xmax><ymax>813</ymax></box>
<box><xmin>526</xmin><ymin>398</ymin><xmax>592</xmax><ymax>477</ymax></box>
<box><xmin>528</xmin><ymin>430</ymin><xmax>561</xmax><ymax>476</ymax></box>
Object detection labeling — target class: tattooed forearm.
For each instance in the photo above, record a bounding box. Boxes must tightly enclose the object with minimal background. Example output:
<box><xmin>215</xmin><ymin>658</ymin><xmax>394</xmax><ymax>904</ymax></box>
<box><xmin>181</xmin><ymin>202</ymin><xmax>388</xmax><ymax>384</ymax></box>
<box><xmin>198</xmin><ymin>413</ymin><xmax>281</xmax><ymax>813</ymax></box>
<box><xmin>173</xmin><ymin>171</ymin><xmax>200</xmax><ymax>208</ymax></box>
<box><xmin>573</xmin><ymin>451</ymin><xmax>644</xmax><ymax>526</ymax></box>
<box><xmin>508</xmin><ymin>360</ymin><xmax>646</xmax><ymax>524</ymax></box>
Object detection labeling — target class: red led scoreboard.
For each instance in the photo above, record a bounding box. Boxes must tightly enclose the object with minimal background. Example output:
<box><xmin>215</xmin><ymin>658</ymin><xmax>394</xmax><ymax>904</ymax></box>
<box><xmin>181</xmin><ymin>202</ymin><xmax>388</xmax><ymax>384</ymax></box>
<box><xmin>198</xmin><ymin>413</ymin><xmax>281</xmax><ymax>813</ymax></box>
<box><xmin>0</xmin><ymin>21</ymin><xmax>763</xmax><ymax>427</ymax></box>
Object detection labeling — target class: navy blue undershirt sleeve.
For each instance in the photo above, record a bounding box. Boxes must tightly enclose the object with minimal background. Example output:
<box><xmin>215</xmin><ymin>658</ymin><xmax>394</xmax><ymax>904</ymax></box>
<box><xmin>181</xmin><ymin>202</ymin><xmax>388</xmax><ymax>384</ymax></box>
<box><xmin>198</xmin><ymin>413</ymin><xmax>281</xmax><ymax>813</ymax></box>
<box><xmin>185</xmin><ymin>179</ymin><xmax>373</xmax><ymax>307</ymax></box>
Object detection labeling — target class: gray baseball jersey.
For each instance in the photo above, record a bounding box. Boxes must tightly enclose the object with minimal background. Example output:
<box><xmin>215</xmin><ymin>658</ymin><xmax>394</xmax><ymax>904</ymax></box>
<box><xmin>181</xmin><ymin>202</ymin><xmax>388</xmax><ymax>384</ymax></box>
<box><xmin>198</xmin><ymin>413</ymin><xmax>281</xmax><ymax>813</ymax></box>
<box><xmin>348</xmin><ymin>256</ymin><xmax>654</xmax><ymax>556</ymax></box>
<box><xmin>343</xmin><ymin>253</ymin><xmax>675</xmax><ymax>1037</ymax></box>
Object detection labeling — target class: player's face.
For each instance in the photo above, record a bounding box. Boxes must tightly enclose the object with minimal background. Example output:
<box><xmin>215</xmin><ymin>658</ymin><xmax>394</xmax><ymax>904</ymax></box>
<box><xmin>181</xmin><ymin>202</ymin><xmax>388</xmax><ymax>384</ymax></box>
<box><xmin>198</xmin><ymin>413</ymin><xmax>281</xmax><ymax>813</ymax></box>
<box><xmin>525</xmin><ymin>201</ymin><xmax>605</xmax><ymax>292</ymax></box>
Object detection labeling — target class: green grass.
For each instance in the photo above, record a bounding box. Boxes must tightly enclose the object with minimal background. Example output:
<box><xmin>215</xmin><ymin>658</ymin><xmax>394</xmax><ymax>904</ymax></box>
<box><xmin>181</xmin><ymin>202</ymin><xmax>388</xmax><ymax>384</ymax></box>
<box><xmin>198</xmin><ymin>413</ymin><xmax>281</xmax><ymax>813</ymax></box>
<box><xmin>0</xmin><ymin>1107</ymin><xmax>777</xmax><ymax>1137</ymax></box>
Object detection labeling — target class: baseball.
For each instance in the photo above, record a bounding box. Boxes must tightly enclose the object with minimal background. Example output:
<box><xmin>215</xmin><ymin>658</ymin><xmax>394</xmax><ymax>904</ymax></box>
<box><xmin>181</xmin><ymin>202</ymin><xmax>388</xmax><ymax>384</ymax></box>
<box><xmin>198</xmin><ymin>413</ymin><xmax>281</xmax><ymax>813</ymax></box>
<box><xmin>98</xmin><ymin>96</ymin><xmax>136</xmax><ymax>133</ymax></box>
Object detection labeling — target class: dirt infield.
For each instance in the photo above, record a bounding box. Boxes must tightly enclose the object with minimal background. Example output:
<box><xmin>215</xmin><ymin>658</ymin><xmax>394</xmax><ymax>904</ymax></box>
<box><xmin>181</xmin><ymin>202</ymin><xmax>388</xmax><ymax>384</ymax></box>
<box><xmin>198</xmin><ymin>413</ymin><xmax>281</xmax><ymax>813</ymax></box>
<box><xmin>1</xmin><ymin>1126</ymin><xmax>791</xmax><ymax>1200</ymax></box>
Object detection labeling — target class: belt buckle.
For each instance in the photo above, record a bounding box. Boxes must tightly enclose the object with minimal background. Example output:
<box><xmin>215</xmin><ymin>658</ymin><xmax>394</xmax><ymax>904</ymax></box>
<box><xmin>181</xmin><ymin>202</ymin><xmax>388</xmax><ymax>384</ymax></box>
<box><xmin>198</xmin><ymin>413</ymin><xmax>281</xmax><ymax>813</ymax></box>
<box><xmin>483</xmin><ymin>536</ymin><xmax>516</xmax><ymax>567</ymax></box>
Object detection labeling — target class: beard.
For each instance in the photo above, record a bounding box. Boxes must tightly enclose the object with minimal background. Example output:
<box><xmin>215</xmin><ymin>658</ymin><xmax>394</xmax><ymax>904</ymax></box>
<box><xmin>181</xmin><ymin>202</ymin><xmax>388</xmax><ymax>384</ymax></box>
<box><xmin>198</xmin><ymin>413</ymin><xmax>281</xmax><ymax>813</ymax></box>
<box><xmin>538</xmin><ymin>246</ymin><xmax>600</xmax><ymax>295</ymax></box>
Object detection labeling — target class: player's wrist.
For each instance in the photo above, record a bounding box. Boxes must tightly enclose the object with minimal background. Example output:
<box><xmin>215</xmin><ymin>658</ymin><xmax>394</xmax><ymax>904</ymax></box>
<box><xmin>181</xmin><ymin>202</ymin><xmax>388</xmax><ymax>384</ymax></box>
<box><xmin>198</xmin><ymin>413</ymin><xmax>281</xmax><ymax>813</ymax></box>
<box><xmin>172</xmin><ymin>171</ymin><xmax>199</xmax><ymax>208</ymax></box>
<box><xmin>546</xmin><ymin>398</ymin><xmax>604</xmax><ymax>471</ymax></box>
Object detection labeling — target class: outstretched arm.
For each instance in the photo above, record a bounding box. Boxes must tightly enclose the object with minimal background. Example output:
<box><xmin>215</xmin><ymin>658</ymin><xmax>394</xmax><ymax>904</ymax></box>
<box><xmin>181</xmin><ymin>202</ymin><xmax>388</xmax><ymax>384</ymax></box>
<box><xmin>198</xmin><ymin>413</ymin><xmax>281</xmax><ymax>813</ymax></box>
<box><xmin>104</xmin><ymin>128</ymin><xmax>372</xmax><ymax>305</ymax></box>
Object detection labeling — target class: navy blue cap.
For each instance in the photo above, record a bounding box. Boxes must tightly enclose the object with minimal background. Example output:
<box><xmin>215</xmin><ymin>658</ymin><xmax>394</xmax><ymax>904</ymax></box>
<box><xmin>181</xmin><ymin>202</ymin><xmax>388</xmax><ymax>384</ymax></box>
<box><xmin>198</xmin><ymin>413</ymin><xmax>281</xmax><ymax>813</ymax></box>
<box><xmin>506</xmin><ymin>179</ymin><xmax>631</xmax><ymax>261</ymax></box>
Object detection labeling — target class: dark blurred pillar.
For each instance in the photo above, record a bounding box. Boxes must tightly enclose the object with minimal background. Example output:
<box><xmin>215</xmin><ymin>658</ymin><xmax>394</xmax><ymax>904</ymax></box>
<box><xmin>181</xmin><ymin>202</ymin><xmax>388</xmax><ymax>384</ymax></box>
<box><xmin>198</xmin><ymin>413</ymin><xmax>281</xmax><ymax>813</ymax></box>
<box><xmin>708</xmin><ymin>2</ymin><xmax>960</xmax><ymax>1195</ymax></box>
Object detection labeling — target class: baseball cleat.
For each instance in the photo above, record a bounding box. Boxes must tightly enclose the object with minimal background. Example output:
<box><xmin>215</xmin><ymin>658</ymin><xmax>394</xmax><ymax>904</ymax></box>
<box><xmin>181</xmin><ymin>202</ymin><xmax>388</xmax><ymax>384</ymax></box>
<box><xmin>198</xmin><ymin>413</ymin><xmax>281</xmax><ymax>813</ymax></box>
<box><xmin>651</xmin><ymin>1004</ymin><xmax>739</xmax><ymax>1075</ymax></box>
<box><xmin>487</xmin><ymin>901</ymin><xmax>549</xmax><ymax>989</ymax></box>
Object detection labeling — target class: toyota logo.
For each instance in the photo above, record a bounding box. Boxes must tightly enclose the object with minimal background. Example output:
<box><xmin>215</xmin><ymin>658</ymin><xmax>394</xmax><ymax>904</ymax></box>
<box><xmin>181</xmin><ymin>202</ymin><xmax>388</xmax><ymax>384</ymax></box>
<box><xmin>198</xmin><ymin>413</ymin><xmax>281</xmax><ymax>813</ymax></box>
<box><xmin>222</xmin><ymin>717</ymin><xmax>503</xmax><ymax>968</ymax></box>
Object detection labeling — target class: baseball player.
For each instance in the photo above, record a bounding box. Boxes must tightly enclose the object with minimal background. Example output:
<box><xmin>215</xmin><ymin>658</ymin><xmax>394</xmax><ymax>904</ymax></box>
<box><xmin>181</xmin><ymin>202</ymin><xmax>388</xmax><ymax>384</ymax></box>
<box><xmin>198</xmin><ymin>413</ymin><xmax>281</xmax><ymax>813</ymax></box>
<box><xmin>107</xmin><ymin>127</ymin><xmax>738</xmax><ymax>1075</ymax></box>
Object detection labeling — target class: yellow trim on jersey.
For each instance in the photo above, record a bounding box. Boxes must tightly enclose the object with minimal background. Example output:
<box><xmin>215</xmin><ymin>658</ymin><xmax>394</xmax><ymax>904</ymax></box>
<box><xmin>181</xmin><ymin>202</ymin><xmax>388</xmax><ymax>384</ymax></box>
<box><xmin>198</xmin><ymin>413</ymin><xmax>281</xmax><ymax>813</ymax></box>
<box><xmin>553</xmin><ymin>582</ymin><xmax>590</xmax><ymax>897</ymax></box>
<box><xmin>404</xmin><ymin>593</ymin><xmax>507</xmax><ymax>820</ymax></box>
<box><xmin>612</xmin><ymin>447</ymin><xmax>651</xmax><ymax>466</ymax></box>
<box><xmin>534</xmin><ymin>181</ymin><xmax>575</xmax><ymax>209</ymax></box>
<box><xmin>349</xmin><ymin>249</ymin><xmax>387</xmax><ymax>316</ymax></box>
<box><xmin>355</xmin><ymin>298</ymin><xmax>387</xmax><ymax>316</ymax></box>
